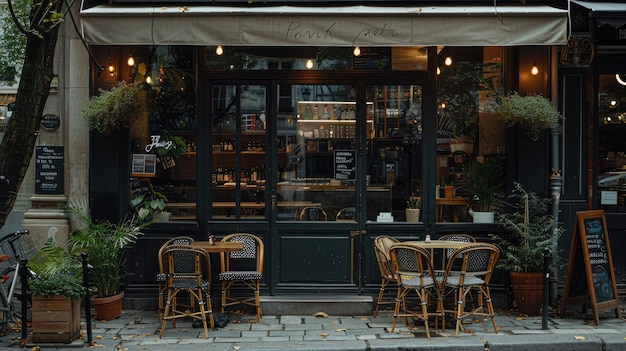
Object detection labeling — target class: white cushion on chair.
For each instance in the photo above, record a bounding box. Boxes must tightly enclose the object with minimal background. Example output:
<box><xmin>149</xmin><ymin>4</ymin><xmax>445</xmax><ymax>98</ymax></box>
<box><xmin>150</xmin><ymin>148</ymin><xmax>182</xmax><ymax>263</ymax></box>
<box><xmin>219</xmin><ymin>271</ymin><xmax>262</xmax><ymax>281</ymax></box>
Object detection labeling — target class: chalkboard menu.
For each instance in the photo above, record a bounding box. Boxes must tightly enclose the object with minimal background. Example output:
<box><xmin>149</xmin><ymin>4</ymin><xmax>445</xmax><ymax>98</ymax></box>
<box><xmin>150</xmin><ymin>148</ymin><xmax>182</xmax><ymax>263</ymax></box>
<box><xmin>35</xmin><ymin>146</ymin><xmax>64</xmax><ymax>194</ymax></box>
<box><xmin>334</xmin><ymin>150</ymin><xmax>356</xmax><ymax>180</ymax></box>
<box><xmin>560</xmin><ymin>210</ymin><xmax>621</xmax><ymax>325</ymax></box>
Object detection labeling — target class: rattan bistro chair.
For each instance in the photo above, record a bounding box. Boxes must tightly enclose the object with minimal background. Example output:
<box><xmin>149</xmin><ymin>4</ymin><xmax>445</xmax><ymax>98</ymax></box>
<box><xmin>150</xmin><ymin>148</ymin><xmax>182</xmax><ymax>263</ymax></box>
<box><xmin>157</xmin><ymin>236</ymin><xmax>194</xmax><ymax>322</ymax></box>
<box><xmin>437</xmin><ymin>234</ymin><xmax>476</xmax><ymax>271</ymax></box>
<box><xmin>388</xmin><ymin>243</ymin><xmax>443</xmax><ymax>338</ymax></box>
<box><xmin>373</xmin><ymin>235</ymin><xmax>399</xmax><ymax>317</ymax></box>
<box><xmin>219</xmin><ymin>233</ymin><xmax>264</xmax><ymax>322</ymax></box>
<box><xmin>299</xmin><ymin>206</ymin><xmax>328</xmax><ymax>221</ymax></box>
<box><xmin>440</xmin><ymin>243</ymin><xmax>500</xmax><ymax>337</ymax></box>
<box><xmin>160</xmin><ymin>245</ymin><xmax>214</xmax><ymax>338</ymax></box>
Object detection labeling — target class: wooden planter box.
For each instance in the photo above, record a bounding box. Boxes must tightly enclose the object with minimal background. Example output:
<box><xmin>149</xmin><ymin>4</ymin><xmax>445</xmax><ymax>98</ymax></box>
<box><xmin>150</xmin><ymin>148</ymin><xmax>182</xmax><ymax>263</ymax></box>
<box><xmin>32</xmin><ymin>295</ymin><xmax>81</xmax><ymax>343</ymax></box>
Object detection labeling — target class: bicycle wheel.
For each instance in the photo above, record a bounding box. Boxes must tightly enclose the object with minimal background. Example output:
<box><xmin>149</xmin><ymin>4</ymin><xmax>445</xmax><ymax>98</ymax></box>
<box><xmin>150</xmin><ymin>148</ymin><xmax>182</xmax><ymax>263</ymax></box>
<box><xmin>1</xmin><ymin>266</ymin><xmax>28</xmax><ymax>321</ymax></box>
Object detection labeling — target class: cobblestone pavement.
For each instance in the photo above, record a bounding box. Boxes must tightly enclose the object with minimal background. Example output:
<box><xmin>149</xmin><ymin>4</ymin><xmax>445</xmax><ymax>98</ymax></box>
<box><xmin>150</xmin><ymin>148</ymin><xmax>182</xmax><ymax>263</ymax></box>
<box><xmin>1</xmin><ymin>308</ymin><xmax>625</xmax><ymax>350</ymax></box>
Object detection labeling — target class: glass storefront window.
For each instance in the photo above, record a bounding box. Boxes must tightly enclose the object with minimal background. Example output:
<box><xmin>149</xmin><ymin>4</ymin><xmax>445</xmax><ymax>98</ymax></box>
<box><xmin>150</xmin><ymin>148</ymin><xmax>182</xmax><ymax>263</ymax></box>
<box><xmin>277</xmin><ymin>84</ymin><xmax>359</xmax><ymax>221</ymax></box>
<box><xmin>204</xmin><ymin>47</ymin><xmax>427</xmax><ymax>71</ymax></box>
<box><xmin>211</xmin><ymin>84</ymin><xmax>268</xmax><ymax>219</ymax></box>
<box><xmin>598</xmin><ymin>73</ymin><xmax>626</xmax><ymax>213</ymax></box>
<box><xmin>366</xmin><ymin>85</ymin><xmax>422</xmax><ymax>222</ymax></box>
<box><xmin>129</xmin><ymin>46</ymin><xmax>197</xmax><ymax>221</ymax></box>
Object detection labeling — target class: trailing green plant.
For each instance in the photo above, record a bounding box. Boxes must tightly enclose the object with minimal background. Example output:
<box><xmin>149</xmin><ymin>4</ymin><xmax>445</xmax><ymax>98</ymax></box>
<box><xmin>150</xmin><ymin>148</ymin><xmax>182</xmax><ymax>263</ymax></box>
<box><xmin>491</xmin><ymin>182</ymin><xmax>562</xmax><ymax>273</ymax></box>
<box><xmin>27</xmin><ymin>238</ymin><xmax>85</xmax><ymax>300</ymax></box>
<box><xmin>406</xmin><ymin>197</ymin><xmax>421</xmax><ymax>209</ymax></box>
<box><xmin>66</xmin><ymin>198</ymin><xmax>148</xmax><ymax>298</ymax></box>
<box><xmin>497</xmin><ymin>92</ymin><xmax>561</xmax><ymax>141</ymax></box>
<box><xmin>460</xmin><ymin>157</ymin><xmax>506</xmax><ymax>212</ymax></box>
<box><xmin>82</xmin><ymin>81</ymin><xmax>148</xmax><ymax>134</ymax></box>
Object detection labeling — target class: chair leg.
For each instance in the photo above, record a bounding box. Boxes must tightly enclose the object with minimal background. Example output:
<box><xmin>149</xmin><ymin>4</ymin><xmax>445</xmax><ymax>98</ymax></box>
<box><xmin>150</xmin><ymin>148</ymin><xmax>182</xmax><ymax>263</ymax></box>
<box><xmin>455</xmin><ymin>287</ymin><xmax>465</xmax><ymax>337</ymax></box>
<box><xmin>373</xmin><ymin>278</ymin><xmax>388</xmax><ymax>317</ymax></box>
<box><xmin>255</xmin><ymin>281</ymin><xmax>261</xmax><ymax>322</ymax></box>
<box><xmin>419</xmin><ymin>289</ymin><xmax>431</xmax><ymax>339</ymax></box>
<box><xmin>391</xmin><ymin>288</ymin><xmax>403</xmax><ymax>333</ymax></box>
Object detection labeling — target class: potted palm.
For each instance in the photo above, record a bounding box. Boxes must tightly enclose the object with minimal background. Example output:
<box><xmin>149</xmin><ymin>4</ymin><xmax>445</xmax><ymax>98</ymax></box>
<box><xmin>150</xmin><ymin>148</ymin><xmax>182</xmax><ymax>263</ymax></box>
<box><xmin>405</xmin><ymin>197</ymin><xmax>421</xmax><ymax>222</ymax></box>
<box><xmin>497</xmin><ymin>92</ymin><xmax>561</xmax><ymax>141</ymax></box>
<box><xmin>460</xmin><ymin>157</ymin><xmax>505</xmax><ymax>223</ymax></box>
<box><xmin>66</xmin><ymin>199</ymin><xmax>147</xmax><ymax>320</ymax></box>
<box><xmin>28</xmin><ymin>238</ymin><xmax>85</xmax><ymax>343</ymax></box>
<box><xmin>490</xmin><ymin>182</ymin><xmax>562</xmax><ymax>316</ymax></box>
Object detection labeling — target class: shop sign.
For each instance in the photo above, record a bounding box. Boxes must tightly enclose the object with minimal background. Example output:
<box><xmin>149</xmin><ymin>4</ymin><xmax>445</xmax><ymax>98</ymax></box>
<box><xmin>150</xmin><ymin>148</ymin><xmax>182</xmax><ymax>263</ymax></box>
<box><xmin>40</xmin><ymin>114</ymin><xmax>60</xmax><ymax>131</ymax></box>
<box><xmin>35</xmin><ymin>146</ymin><xmax>64</xmax><ymax>194</ymax></box>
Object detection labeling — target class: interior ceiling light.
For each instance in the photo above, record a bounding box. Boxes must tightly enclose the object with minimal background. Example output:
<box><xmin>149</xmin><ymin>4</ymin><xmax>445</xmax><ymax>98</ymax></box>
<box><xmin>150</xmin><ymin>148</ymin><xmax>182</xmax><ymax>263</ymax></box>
<box><xmin>216</xmin><ymin>45</ymin><xmax>224</xmax><ymax>56</ymax></box>
<box><xmin>353</xmin><ymin>46</ymin><xmax>361</xmax><ymax>57</ymax></box>
<box><xmin>306</xmin><ymin>56</ymin><xmax>314</xmax><ymax>70</ymax></box>
<box><xmin>127</xmin><ymin>52</ymin><xmax>135</xmax><ymax>67</ymax></box>
<box><xmin>616</xmin><ymin>74</ymin><xmax>626</xmax><ymax>86</ymax></box>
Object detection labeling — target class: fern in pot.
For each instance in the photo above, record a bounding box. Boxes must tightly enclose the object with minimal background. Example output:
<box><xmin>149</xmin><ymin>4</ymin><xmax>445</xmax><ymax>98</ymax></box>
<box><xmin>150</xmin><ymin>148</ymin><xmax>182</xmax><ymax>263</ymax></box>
<box><xmin>490</xmin><ymin>182</ymin><xmax>562</xmax><ymax>315</ymax></box>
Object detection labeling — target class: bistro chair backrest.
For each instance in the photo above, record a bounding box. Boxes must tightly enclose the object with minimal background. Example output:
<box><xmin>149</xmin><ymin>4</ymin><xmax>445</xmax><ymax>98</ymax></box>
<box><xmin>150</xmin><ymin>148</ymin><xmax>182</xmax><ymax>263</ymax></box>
<box><xmin>374</xmin><ymin>235</ymin><xmax>399</xmax><ymax>261</ymax></box>
<box><xmin>388</xmin><ymin>244</ymin><xmax>436</xmax><ymax>287</ymax></box>
<box><xmin>299</xmin><ymin>206</ymin><xmax>328</xmax><ymax>221</ymax></box>
<box><xmin>446</xmin><ymin>243</ymin><xmax>500</xmax><ymax>286</ymax></box>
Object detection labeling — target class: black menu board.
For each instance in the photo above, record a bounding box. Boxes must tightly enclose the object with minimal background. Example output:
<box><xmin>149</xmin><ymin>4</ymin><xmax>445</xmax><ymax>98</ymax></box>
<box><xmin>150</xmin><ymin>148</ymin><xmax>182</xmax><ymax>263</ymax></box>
<box><xmin>35</xmin><ymin>146</ymin><xmax>64</xmax><ymax>194</ymax></box>
<box><xmin>560</xmin><ymin>210</ymin><xmax>621</xmax><ymax>325</ymax></box>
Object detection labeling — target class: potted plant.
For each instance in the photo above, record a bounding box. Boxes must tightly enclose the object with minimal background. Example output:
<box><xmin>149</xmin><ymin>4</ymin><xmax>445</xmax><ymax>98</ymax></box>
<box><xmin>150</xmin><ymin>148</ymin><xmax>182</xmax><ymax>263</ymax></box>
<box><xmin>405</xmin><ymin>197</ymin><xmax>421</xmax><ymax>222</ymax></box>
<box><xmin>497</xmin><ymin>92</ymin><xmax>561</xmax><ymax>141</ymax></box>
<box><xmin>490</xmin><ymin>182</ymin><xmax>562</xmax><ymax>316</ymax></box>
<box><xmin>460</xmin><ymin>156</ymin><xmax>505</xmax><ymax>223</ymax></box>
<box><xmin>66</xmin><ymin>199</ymin><xmax>147</xmax><ymax>320</ymax></box>
<box><xmin>130</xmin><ymin>191</ymin><xmax>170</xmax><ymax>222</ymax></box>
<box><xmin>82</xmin><ymin>81</ymin><xmax>149</xmax><ymax>134</ymax></box>
<box><xmin>28</xmin><ymin>238</ymin><xmax>85</xmax><ymax>343</ymax></box>
<box><xmin>440</xmin><ymin>176</ymin><xmax>455</xmax><ymax>198</ymax></box>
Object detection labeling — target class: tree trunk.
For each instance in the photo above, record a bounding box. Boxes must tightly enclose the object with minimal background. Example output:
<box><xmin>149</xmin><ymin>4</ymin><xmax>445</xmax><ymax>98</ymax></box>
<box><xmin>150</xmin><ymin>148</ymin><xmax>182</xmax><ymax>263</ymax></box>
<box><xmin>0</xmin><ymin>1</ymin><xmax>62</xmax><ymax>227</ymax></box>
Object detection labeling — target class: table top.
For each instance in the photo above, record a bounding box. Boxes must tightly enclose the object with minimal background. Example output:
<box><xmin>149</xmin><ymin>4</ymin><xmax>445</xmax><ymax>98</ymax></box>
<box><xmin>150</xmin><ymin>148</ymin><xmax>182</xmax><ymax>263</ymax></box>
<box><xmin>190</xmin><ymin>241</ymin><xmax>244</xmax><ymax>253</ymax></box>
<box><xmin>165</xmin><ymin>201</ymin><xmax>321</xmax><ymax>209</ymax></box>
<box><xmin>404</xmin><ymin>240</ymin><xmax>471</xmax><ymax>250</ymax></box>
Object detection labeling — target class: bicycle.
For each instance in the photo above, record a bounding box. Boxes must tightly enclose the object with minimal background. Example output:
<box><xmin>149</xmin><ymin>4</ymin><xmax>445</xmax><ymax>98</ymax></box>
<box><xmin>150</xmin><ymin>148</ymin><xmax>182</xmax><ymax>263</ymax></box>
<box><xmin>0</xmin><ymin>230</ymin><xmax>37</xmax><ymax>330</ymax></box>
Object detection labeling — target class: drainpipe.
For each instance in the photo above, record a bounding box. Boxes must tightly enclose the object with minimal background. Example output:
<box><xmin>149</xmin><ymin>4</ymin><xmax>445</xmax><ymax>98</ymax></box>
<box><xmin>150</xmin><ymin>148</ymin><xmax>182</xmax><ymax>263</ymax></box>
<box><xmin>549</xmin><ymin>127</ymin><xmax>562</xmax><ymax>307</ymax></box>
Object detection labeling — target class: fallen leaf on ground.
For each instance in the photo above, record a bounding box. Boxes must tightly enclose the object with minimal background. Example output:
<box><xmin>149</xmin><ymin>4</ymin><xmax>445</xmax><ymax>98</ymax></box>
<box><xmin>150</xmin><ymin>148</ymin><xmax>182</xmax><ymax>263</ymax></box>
<box><xmin>574</xmin><ymin>336</ymin><xmax>586</xmax><ymax>340</ymax></box>
<box><xmin>313</xmin><ymin>311</ymin><xmax>329</xmax><ymax>318</ymax></box>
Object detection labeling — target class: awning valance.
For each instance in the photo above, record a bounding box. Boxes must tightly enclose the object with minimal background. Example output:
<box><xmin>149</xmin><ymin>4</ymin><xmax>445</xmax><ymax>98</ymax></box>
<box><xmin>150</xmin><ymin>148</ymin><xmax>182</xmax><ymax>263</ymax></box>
<box><xmin>571</xmin><ymin>1</ymin><xmax>626</xmax><ymax>28</ymax></box>
<box><xmin>80</xmin><ymin>5</ymin><xmax>567</xmax><ymax>47</ymax></box>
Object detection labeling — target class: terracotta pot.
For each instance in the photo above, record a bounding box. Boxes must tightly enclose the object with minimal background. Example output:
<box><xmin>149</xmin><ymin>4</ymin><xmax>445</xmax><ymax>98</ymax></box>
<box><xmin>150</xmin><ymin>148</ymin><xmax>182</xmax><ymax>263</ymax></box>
<box><xmin>92</xmin><ymin>291</ymin><xmax>124</xmax><ymax>320</ymax></box>
<box><xmin>444</xmin><ymin>186</ymin><xmax>454</xmax><ymax>198</ymax></box>
<box><xmin>510</xmin><ymin>272</ymin><xmax>544</xmax><ymax>316</ymax></box>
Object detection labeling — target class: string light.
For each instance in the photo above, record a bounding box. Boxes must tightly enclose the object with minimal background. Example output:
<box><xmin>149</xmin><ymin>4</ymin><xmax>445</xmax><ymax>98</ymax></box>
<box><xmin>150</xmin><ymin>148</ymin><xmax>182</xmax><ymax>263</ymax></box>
<box><xmin>353</xmin><ymin>46</ymin><xmax>361</xmax><ymax>57</ymax></box>
<box><xmin>216</xmin><ymin>45</ymin><xmax>224</xmax><ymax>56</ymax></box>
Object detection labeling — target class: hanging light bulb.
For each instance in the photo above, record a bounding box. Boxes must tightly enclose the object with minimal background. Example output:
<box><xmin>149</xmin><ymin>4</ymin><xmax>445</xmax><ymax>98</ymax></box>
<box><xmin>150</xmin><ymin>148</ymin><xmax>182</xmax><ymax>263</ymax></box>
<box><xmin>146</xmin><ymin>75</ymin><xmax>152</xmax><ymax>85</ymax></box>
<box><xmin>353</xmin><ymin>46</ymin><xmax>361</xmax><ymax>57</ymax></box>
<box><xmin>436</xmin><ymin>67</ymin><xmax>441</xmax><ymax>75</ymax></box>
<box><xmin>530</xmin><ymin>48</ymin><xmax>538</xmax><ymax>76</ymax></box>
<box><xmin>531</xmin><ymin>63</ymin><xmax>539</xmax><ymax>76</ymax></box>
<box><xmin>108</xmin><ymin>56</ymin><xmax>115</xmax><ymax>75</ymax></box>
<box><xmin>127</xmin><ymin>53</ymin><xmax>135</xmax><ymax>67</ymax></box>
<box><xmin>306</xmin><ymin>56</ymin><xmax>314</xmax><ymax>69</ymax></box>
<box><xmin>444</xmin><ymin>55</ymin><xmax>452</xmax><ymax>66</ymax></box>
<box><xmin>216</xmin><ymin>45</ymin><xmax>224</xmax><ymax>56</ymax></box>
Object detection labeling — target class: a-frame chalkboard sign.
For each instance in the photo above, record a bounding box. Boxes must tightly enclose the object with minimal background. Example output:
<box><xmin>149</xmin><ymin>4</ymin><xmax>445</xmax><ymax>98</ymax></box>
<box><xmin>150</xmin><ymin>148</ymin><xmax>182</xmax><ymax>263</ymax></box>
<box><xmin>560</xmin><ymin>210</ymin><xmax>621</xmax><ymax>325</ymax></box>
